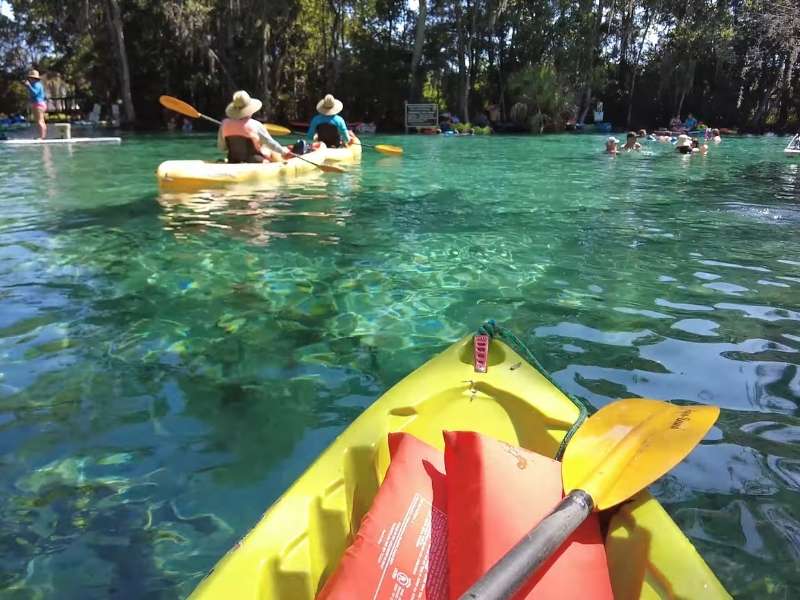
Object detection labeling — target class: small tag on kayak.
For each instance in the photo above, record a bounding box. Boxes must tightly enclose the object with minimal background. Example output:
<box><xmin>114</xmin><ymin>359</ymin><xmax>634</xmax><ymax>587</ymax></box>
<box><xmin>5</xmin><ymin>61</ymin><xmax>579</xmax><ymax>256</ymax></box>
<box><xmin>474</xmin><ymin>335</ymin><xmax>489</xmax><ymax>373</ymax></box>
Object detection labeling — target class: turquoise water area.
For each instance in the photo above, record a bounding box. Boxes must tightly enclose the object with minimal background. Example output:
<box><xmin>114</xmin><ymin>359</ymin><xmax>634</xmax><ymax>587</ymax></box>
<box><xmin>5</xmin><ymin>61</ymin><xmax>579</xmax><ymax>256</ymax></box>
<box><xmin>1</xmin><ymin>133</ymin><xmax>799</xmax><ymax>598</ymax></box>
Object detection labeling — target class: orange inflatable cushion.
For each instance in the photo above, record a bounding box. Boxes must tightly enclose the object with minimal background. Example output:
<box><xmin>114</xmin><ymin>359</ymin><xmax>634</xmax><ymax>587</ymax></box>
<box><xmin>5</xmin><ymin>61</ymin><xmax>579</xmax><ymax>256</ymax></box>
<box><xmin>444</xmin><ymin>431</ymin><xmax>613</xmax><ymax>600</ymax></box>
<box><xmin>317</xmin><ymin>433</ymin><xmax>448</xmax><ymax>599</ymax></box>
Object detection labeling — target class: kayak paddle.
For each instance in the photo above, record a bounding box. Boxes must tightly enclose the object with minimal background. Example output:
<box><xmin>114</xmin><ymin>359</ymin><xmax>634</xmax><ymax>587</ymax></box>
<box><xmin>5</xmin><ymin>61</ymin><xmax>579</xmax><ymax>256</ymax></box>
<box><xmin>264</xmin><ymin>123</ymin><xmax>292</xmax><ymax>136</ymax></box>
<box><xmin>264</xmin><ymin>123</ymin><xmax>404</xmax><ymax>156</ymax></box>
<box><xmin>461</xmin><ymin>397</ymin><xmax>720</xmax><ymax>600</ymax></box>
<box><xmin>367</xmin><ymin>143</ymin><xmax>404</xmax><ymax>156</ymax></box>
<box><xmin>158</xmin><ymin>96</ymin><xmax>345</xmax><ymax>174</ymax></box>
<box><xmin>288</xmin><ymin>153</ymin><xmax>346</xmax><ymax>173</ymax></box>
<box><xmin>160</xmin><ymin>95</ymin><xmax>222</xmax><ymax>126</ymax></box>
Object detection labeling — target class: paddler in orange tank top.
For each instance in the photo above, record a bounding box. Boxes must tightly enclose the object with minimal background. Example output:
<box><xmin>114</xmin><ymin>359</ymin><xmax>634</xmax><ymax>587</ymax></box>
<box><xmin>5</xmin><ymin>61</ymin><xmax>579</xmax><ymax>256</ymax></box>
<box><xmin>217</xmin><ymin>90</ymin><xmax>293</xmax><ymax>163</ymax></box>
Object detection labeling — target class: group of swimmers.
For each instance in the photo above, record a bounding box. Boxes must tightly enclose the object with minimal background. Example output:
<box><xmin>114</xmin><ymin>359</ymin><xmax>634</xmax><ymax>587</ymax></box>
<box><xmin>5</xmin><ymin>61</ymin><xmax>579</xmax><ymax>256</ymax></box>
<box><xmin>167</xmin><ymin>117</ymin><xmax>193</xmax><ymax>133</ymax></box>
<box><xmin>217</xmin><ymin>90</ymin><xmax>355</xmax><ymax>163</ymax></box>
<box><xmin>605</xmin><ymin>128</ymin><xmax>722</xmax><ymax>155</ymax></box>
<box><xmin>668</xmin><ymin>113</ymin><xmax>702</xmax><ymax>132</ymax></box>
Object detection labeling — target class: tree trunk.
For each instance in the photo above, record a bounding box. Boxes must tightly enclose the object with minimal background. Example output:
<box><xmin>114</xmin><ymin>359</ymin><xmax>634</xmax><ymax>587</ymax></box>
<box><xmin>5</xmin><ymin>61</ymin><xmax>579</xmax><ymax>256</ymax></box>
<box><xmin>455</xmin><ymin>0</ymin><xmax>479</xmax><ymax>123</ymax></box>
<box><xmin>463</xmin><ymin>0</ymin><xmax>479</xmax><ymax>123</ymax></box>
<box><xmin>327</xmin><ymin>0</ymin><xmax>342</xmax><ymax>89</ymax></box>
<box><xmin>259</xmin><ymin>22</ymin><xmax>272</xmax><ymax>114</ymax></box>
<box><xmin>577</xmin><ymin>0</ymin><xmax>603</xmax><ymax>125</ymax></box>
<box><xmin>455</xmin><ymin>0</ymin><xmax>468</xmax><ymax>121</ymax></box>
<box><xmin>208</xmin><ymin>48</ymin><xmax>238</xmax><ymax>91</ymax></box>
<box><xmin>626</xmin><ymin>71</ymin><xmax>637</xmax><ymax>127</ymax></box>
<box><xmin>777</xmin><ymin>48</ymin><xmax>798</xmax><ymax>130</ymax></box>
<box><xmin>578</xmin><ymin>85</ymin><xmax>592</xmax><ymax>124</ymax></box>
<box><xmin>104</xmin><ymin>0</ymin><xmax>135</xmax><ymax>124</ymax></box>
<box><xmin>625</xmin><ymin>9</ymin><xmax>653</xmax><ymax>127</ymax></box>
<box><xmin>409</xmin><ymin>0</ymin><xmax>427</xmax><ymax>101</ymax></box>
<box><xmin>676</xmin><ymin>60</ymin><xmax>696</xmax><ymax>117</ymax></box>
<box><xmin>617</xmin><ymin>0</ymin><xmax>634</xmax><ymax>96</ymax></box>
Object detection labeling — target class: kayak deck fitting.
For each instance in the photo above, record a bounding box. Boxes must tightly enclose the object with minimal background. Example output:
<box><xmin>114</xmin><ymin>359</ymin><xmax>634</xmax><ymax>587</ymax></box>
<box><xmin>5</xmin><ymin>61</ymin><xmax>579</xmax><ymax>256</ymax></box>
<box><xmin>190</xmin><ymin>324</ymin><xmax>730</xmax><ymax>600</ymax></box>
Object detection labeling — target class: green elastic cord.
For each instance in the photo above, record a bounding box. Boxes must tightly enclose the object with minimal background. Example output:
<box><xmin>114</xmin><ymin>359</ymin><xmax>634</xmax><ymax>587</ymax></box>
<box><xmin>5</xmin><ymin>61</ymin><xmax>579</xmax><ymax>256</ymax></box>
<box><xmin>477</xmin><ymin>320</ymin><xmax>594</xmax><ymax>460</ymax></box>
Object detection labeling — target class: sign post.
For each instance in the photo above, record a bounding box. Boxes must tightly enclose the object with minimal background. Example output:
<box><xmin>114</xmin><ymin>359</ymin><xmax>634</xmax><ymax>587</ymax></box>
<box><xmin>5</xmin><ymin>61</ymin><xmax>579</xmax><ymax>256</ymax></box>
<box><xmin>404</xmin><ymin>101</ymin><xmax>439</xmax><ymax>133</ymax></box>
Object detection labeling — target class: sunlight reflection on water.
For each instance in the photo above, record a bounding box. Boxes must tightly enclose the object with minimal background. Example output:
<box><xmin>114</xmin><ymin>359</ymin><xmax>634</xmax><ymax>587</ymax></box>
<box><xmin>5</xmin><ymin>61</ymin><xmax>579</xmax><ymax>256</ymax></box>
<box><xmin>0</xmin><ymin>134</ymin><xmax>798</xmax><ymax>597</ymax></box>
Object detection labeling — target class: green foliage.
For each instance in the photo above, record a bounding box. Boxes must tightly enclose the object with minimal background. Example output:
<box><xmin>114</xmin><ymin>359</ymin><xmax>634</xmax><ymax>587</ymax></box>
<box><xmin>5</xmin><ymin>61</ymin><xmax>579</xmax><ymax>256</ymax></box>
<box><xmin>0</xmin><ymin>81</ymin><xmax>28</xmax><ymax>114</ymax></box>
<box><xmin>508</xmin><ymin>63</ymin><xmax>569</xmax><ymax>133</ymax></box>
<box><xmin>450</xmin><ymin>122</ymin><xmax>491</xmax><ymax>135</ymax></box>
<box><xmin>0</xmin><ymin>0</ymin><xmax>797</xmax><ymax>131</ymax></box>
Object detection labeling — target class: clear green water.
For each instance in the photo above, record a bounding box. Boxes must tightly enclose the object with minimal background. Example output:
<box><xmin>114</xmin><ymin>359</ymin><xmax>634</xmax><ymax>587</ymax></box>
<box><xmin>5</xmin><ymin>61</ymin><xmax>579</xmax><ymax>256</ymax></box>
<box><xmin>1</xmin><ymin>133</ymin><xmax>799</xmax><ymax>598</ymax></box>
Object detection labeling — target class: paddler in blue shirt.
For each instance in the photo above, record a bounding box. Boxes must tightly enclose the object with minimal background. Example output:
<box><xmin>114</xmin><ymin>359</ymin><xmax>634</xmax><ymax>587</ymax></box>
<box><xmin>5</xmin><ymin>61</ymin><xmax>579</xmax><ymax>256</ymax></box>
<box><xmin>23</xmin><ymin>69</ymin><xmax>47</xmax><ymax>139</ymax></box>
<box><xmin>306</xmin><ymin>94</ymin><xmax>352</xmax><ymax>149</ymax></box>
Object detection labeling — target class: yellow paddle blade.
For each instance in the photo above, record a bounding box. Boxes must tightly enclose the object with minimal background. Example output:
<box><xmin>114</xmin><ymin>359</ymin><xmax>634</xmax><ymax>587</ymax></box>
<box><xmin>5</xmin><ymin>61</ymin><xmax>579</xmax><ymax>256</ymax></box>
<box><xmin>375</xmin><ymin>144</ymin><xmax>403</xmax><ymax>155</ymax></box>
<box><xmin>318</xmin><ymin>163</ymin><xmax>346</xmax><ymax>174</ymax></box>
<box><xmin>159</xmin><ymin>95</ymin><xmax>201</xmax><ymax>119</ymax></box>
<box><xmin>265</xmin><ymin>123</ymin><xmax>292</xmax><ymax>136</ymax></box>
<box><xmin>290</xmin><ymin>155</ymin><xmax>346</xmax><ymax>174</ymax></box>
<box><xmin>563</xmin><ymin>398</ymin><xmax>719</xmax><ymax>510</ymax></box>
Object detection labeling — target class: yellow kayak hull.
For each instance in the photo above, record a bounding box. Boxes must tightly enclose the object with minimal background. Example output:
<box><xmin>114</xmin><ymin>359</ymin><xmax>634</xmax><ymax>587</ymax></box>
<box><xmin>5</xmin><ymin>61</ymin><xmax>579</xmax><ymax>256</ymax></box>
<box><xmin>190</xmin><ymin>333</ymin><xmax>729</xmax><ymax>600</ymax></box>
<box><xmin>156</xmin><ymin>143</ymin><xmax>361</xmax><ymax>191</ymax></box>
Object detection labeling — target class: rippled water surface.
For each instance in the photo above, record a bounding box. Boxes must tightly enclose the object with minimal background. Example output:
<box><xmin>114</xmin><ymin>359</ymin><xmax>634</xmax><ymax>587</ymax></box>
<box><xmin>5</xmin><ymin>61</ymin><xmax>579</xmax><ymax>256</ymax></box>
<box><xmin>1</xmin><ymin>133</ymin><xmax>799</xmax><ymax>598</ymax></box>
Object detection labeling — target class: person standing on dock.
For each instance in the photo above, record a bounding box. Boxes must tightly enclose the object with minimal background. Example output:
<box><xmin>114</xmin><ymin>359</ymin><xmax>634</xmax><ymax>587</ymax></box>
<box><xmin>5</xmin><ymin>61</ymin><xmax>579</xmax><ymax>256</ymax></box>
<box><xmin>23</xmin><ymin>69</ymin><xmax>47</xmax><ymax>139</ymax></box>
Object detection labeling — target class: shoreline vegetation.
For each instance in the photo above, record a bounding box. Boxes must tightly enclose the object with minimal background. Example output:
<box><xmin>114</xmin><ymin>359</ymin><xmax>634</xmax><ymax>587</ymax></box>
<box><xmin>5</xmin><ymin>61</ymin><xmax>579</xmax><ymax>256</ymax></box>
<box><xmin>1</xmin><ymin>1</ymin><xmax>798</xmax><ymax>134</ymax></box>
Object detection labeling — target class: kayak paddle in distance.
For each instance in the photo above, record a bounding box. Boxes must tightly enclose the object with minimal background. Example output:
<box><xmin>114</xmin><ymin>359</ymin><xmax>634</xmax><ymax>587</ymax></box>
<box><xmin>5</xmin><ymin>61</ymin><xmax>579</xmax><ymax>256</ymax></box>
<box><xmin>460</xmin><ymin>397</ymin><xmax>720</xmax><ymax>600</ymax></box>
<box><xmin>160</xmin><ymin>95</ymin><xmax>222</xmax><ymax>126</ymax></box>
<box><xmin>158</xmin><ymin>96</ymin><xmax>346</xmax><ymax>174</ymax></box>
<box><xmin>264</xmin><ymin>123</ymin><xmax>292</xmax><ymax>136</ymax></box>
<box><xmin>264</xmin><ymin>123</ymin><xmax>404</xmax><ymax>156</ymax></box>
<box><xmin>367</xmin><ymin>143</ymin><xmax>403</xmax><ymax>156</ymax></box>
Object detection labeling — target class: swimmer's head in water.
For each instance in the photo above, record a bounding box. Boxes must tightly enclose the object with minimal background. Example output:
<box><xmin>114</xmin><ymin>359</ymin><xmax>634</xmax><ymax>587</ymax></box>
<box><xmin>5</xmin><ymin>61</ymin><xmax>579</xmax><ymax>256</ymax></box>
<box><xmin>676</xmin><ymin>134</ymin><xmax>693</xmax><ymax>153</ymax></box>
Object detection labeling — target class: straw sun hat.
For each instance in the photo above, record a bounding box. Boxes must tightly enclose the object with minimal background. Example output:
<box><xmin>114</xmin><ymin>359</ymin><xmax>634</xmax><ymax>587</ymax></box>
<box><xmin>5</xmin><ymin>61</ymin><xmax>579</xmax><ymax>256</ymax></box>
<box><xmin>27</xmin><ymin>69</ymin><xmax>42</xmax><ymax>79</ymax></box>
<box><xmin>676</xmin><ymin>134</ymin><xmax>692</xmax><ymax>148</ymax></box>
<box><xmin>316</xmin><ymin>94</ymin><xmax>343</xmax><ymax>116</ymax></box>
<box><xmin>225</xmin><ymin>90</ymin><xmax>262</xmax><ymax>119</ymax></box>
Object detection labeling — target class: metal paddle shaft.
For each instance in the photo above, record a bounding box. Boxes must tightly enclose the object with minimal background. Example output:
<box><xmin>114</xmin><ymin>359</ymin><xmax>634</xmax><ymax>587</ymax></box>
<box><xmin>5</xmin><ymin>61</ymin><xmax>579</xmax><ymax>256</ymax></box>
<box><xmin>264</xmin><ymin>124</ymin><xmax>403</xmax><ymax>155</ymax></box>
<box><xmin>460</xmin><ymin>490</ymin><xmax>593</xmax><ymax>600</ymax></box>
<box><xmin>200</xmin><ymin>114</ymin><xmax>221</xmax><ymax>126</ymax></box>
<box><xmin>289</xmin><ymin>153</ymin><xmax>345</xmax><ymax>173</ymax></box>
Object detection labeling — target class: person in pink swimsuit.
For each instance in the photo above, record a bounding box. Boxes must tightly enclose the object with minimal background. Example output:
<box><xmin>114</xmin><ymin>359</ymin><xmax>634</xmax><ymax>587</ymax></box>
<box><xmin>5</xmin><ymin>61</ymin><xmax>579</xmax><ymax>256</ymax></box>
<box><xmin>23</xmin><ymin>69</ymin><xmax>47</xmax><ymax>139</ymax></box>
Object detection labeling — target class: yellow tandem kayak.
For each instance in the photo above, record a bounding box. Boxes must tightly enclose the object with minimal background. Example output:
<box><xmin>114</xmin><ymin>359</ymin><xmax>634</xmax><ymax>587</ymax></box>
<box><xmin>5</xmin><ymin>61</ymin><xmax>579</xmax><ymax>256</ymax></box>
<box><xmin>190</xmin><ymin>327</ymin><xmax>729</xmax><ymax>599</ymax></box>
<box><xmin>156</xmin><ymin>143</ymin><xmax>361</xmax><ymax>191</ymax></box>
